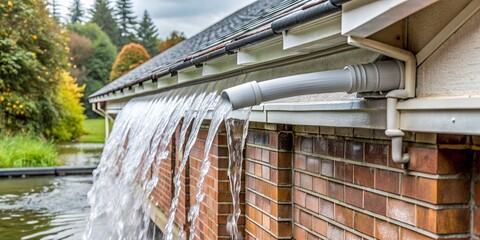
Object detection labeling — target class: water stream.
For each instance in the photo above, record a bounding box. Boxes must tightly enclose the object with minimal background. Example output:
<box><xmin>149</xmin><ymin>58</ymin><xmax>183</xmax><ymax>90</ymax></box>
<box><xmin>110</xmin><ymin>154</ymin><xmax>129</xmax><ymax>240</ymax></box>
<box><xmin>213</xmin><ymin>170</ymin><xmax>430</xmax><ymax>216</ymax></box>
<box><xmin>85</xmin><ymin>80</ymin><xmax>252</xmax><ymax>239</ymax></box>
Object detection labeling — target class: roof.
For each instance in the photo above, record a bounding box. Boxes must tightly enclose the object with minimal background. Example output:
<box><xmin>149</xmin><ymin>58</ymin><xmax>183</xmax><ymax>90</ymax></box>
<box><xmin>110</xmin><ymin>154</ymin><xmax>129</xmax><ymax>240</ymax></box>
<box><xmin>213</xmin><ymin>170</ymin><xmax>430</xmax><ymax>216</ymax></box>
<box><xmin>91</xmin><ymin>0</ymin><xmax>305</xmax><ymax>98</ymax></box>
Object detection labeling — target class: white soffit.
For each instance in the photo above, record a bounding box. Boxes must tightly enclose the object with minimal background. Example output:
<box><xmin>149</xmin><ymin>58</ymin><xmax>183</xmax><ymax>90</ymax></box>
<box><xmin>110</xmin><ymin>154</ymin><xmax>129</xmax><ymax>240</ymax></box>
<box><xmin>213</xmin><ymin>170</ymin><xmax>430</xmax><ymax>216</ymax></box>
<box><xmin>342</xmin><ymin>0</ymin><xmax>439</xmax><ymax>37</ymax></box>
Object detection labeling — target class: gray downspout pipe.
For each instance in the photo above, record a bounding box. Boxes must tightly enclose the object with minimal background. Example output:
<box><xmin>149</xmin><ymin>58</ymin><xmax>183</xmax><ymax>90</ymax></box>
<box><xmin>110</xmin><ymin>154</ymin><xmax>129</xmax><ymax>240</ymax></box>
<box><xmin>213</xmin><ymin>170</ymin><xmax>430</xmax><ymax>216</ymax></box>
<box><xmin>221</xmin><ymin>61</ymin><xmax>405</xmax><ymax>110</ymax></box>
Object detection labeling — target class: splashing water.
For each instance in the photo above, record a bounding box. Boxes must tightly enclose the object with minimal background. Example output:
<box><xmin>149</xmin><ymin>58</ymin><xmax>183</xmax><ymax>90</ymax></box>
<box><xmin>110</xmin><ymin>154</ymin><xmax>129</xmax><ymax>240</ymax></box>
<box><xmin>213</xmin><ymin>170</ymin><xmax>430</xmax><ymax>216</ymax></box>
<box><xmin>85</xmin><ymin>79</ymin><xmax>252</xmax><ymax>239</ymax></box>
<box><xmin>225</xmin><ymin>108</ymin><xmax>251</xmax><ymax>240</ymax></box>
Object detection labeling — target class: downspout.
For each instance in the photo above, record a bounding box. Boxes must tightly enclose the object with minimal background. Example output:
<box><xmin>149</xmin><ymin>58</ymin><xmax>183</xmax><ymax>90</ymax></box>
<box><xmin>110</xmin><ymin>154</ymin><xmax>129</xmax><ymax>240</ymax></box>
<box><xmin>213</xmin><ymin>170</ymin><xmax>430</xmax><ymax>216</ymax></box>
<box><xmin>221</xmin><ymin>61</ymin><xmax>405</xmax><ymax>110</ymax></box>
<box><xmin>348</xmin><ymin>36</ymin><xmax>416</xmax><ymax>164</ymax></box>
<box><xmin>92</xmin><ymin>102</ymin><xmax>112</xmax><ymax>139</ymax></box>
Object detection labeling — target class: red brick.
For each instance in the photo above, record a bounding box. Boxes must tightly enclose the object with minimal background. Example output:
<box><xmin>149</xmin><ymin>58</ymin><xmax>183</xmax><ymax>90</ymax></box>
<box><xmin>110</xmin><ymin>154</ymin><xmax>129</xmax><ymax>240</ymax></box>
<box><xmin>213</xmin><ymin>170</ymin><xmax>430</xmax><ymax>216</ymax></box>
<box><xmin>416</xmin><ymin>177</ymin><xmax>470</xmax><ymax>204</ymax></box>
<box><xmin>312</xmin><ymin>217</ymin><xmax>328</xmax><ymax>236</ymax></box>
<box><xmin>312</xmin><ymin>177</ymin><xmax>327</xmax><ymax>195</ymax></box>
<box><xmin>301</xmin><ymin>136</ymin><xmax>313</xmax><ymax>153</ymax></box>
<box><xmin>476</xmin><ymin>181</ymin><xmax>480</xmax><ymax>205</ymax></box>
<box><xmin>416</xmin><ymin>206</ymin><xmax>470</xmax><ymax>234</ymax></box>
<box><xmin>375</xmin><ymin>169</ymin><xmax>400</xmax><ymax>194</ymax></box>
<box><xmin>327</xmin><ymin>181</ymin><xmax>344</xmax><ymax>201</ymax></box>
<box><xmin>321</xmin><ymin>159</ymin><xmax>334</xmax><ymax>177</ymax></box>
<box><xmin>328</xmin><ymin>139</ymin><xmax>345</xmax><ymax>158</ymax></box>
<box><xmin>345</xmin><ymin>186</ymin><xmax>363</xmax><ymax>208</ymax></box>
<box><xmin>293</xmin><ymin>225</ymin><xmax>307</xmax><ymax>240</ymax></box>
<box><xmin>334</xmin><ymin>205</ymin><xmax>354</xmax><ymax>228</ymax></box>
<box><xmin>475</xmin><ymin>209</ymin><xmax>480</xmax><ymax>236</ymax></box>
<box><xmin>344</xmin><ymin>163</ymin><xmax>354</xmax><ymax>183</ymax></box>
<box><xmin>300</xmin><ymin>173</ymin><xmax>313</xmax><ymax>190</ymax></box>
<box><xmin>345</xmin><ymin>141</ymin><xmax>363</xmax><ymax>161</ymax></box>
<box><xmin>353</xmin><ymin>166</ymin><xmax>375</xmax><ymax>188</ymax></box>
<box><xmin>365</xmin><ymin>143</ymin><xmax>388</xmax><ymax>166</ymax></box>
<box><xmin>334</xmin><ymin>162</ymin><xmax>345</xmax><ymax>180</ymax></box>
<box><xmin>354</xmin><ymin>212</ymin><xmax>374</xmax><ymax>236</ymax></box>
<box><xmin>327</xmin><ymin>224</ymin><xmax>345</xmax><ymax>240</ymax></box>
<box><xmin>400</xmin><ymin>174</ymin><xmax>416</xmax><ymax>198</ymax></box>
<box><xmin>294</xmin><ymin>154</ymin><xmax>307</xmax><ymax>170</ymax></box>
<box><xmin>306</xmin><ymin>194</ymin><xmax>319</xmax><ymax>213</ymax></box>
<box><xmin>408</xmin><ymin>148</ymin><xmax>470</xmax><ymax>174</ymax></box>
<box><xmin>294</xmin><ymin>189</ymin><xmax>306</xmax><ymax>207</ymax></box>
<box><xmin>400</xmin><ymin>228</ymin><xmax>434</xmax><ymax>240</ymax></box>
<box><xmin>306</xmin><ymin>156</ymin><xmax>321</xmax><ymax>174</ymax></box>
<box><xmin>345</xmin><ymin>231</ymin><xmax>362</xmax><ymax>240</ymax></box>
<box><xmin>375</xmin><ymin>219</ymin><xmax>399</xmax><ymax>240</ymax></box>
<box><xmin>313</xmin><ymin>137</ymin><xmax>327</xmax><ymax>155</ymax></box>
<box><xmin>364</xmin><ymin>191</ymin><xmax>386</xmax><ymax>215</ymax></box>
<box><xmin>319</xmin><ymin>199</ymin><xmax>334</xmax><ymax>219</ymax></box>
<box><xmin>437</xmin><ymin>134</ymin><xmax>467</xmax><ymax>144</ymax></box>
<box><xmin>299</xmin><ymin>210</ymin><xmax>312</xmax><ymax>228</ymax></box>
<box><xmin>386</xmin><ymin>198</ymin><xmax>415</xmax><ymax>225</ymax></box>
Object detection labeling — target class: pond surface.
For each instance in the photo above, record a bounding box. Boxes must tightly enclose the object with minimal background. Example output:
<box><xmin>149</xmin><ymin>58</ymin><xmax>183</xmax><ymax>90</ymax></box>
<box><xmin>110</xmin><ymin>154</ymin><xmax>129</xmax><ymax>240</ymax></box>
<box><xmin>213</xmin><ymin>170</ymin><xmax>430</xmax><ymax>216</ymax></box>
<box><xmin>0</xmin><ymin>143</ymin><xmax>105</xmax><ymax>240</ymax></box>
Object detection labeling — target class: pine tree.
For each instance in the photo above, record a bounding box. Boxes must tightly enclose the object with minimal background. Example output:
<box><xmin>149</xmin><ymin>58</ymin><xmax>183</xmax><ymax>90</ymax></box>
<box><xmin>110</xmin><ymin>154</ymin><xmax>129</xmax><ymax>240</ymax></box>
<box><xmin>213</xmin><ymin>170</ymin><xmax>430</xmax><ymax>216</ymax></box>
<box><xmin>90</xmin><ymin>0</ymin><xmax>121</xmax><ymax>48</ymax></box>
<box><xmin>68</xmin><ymin>0</ymin><xmax>84</xmax><ymax>24</ymax></box>
<box><xmin>115</xmin><ymin>0</ymin><xmax>137</xmax><ymax>46</ymax></box>
<box><xmin>137</xmin><ymin>10</ymin><xmax>159</xmax><ymax>56</ymax></box>
<box><xmin>50</xmin><ymin>0</ymin><xmax>61</xmax><ymax>22</ymax></box>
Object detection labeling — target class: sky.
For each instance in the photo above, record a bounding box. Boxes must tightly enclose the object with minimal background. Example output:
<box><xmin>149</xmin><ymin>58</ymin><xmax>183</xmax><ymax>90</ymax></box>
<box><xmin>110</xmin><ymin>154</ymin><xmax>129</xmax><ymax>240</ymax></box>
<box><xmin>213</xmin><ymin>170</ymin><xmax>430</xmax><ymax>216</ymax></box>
<box><xmin>58</xmin><ymin>0</ymin><xmax>257</xmax><ymax>38</ymax></box>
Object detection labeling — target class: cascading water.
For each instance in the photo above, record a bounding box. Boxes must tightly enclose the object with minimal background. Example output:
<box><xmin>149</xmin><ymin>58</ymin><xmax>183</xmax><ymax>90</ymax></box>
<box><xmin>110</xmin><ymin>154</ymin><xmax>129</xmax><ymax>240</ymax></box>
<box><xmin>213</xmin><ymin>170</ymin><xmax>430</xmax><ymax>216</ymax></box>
<box><xmin>225</xmin><ymin>109</ymin><xmax>251</xmax><ymax>240</ymax></box>
<box><xmin>85</xmin><ymin>80</ymin><xmax>252</xmax><ymax>239</ymax></box>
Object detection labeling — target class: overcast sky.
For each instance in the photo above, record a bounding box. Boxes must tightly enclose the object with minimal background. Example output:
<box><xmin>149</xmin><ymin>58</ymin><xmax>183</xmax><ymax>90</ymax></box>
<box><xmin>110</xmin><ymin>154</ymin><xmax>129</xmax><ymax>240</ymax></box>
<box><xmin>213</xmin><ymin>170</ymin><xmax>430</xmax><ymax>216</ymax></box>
<box><xmin>59</xmin><ymin>0</ymin><xmax>257</xmax><ymax>38</ymax></box>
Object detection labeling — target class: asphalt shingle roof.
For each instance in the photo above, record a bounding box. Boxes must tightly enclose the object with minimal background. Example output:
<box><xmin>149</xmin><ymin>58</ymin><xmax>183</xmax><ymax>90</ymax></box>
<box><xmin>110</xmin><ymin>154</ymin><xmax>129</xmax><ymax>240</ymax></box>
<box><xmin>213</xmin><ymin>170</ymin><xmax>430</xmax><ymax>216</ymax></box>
<box><xmin>90</xmin><ymin>0</ymin><xmax>304</xmax><ymax>98</ymax></box>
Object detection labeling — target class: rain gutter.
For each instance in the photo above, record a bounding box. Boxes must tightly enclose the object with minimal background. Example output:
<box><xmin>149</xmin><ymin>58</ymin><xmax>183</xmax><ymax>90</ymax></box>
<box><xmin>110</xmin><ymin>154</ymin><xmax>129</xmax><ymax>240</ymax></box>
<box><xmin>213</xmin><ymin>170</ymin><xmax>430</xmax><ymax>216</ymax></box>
<box><xmin>89</xmin><ymin>0</ymin><xmax>351</xmax><ymax>98</ymax></box>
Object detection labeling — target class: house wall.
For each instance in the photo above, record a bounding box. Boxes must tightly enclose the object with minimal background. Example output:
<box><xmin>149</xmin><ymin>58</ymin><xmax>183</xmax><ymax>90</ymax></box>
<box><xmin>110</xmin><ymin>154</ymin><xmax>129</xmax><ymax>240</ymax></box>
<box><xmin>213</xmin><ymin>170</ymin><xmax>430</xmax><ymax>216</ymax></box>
<box><xmin>245</xmin><ymin>123</ymin><xmax>479</xmax><ymax>240</ymax></box>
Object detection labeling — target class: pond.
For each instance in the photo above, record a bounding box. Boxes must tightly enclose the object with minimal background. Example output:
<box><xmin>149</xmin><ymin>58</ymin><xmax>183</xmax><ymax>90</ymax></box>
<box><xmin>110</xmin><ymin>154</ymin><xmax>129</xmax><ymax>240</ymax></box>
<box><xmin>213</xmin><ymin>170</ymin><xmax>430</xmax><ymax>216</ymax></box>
<box><xmin>0</xmin><ymin>143</ymin><xmax>105</xmax><ymax>240</ymax></box>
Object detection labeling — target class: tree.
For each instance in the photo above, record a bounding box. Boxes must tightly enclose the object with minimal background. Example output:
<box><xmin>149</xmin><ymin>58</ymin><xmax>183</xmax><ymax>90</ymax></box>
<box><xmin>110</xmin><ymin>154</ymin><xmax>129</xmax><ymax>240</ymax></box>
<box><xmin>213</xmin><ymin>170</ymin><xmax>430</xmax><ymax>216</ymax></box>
<box><xmin>137</xmin><ymin>10</ymin><xmax>159</xmax><ymax>56</ymax></box>
<box><xmin>115</xmin><ymin>0</ymin><xmax>137</xmax><ymax>46</ymax></box>
<box><xmin>0</xmin><ymin>0</ymin><xmax>82</xmax><ymax>139</ymax></box>
<box><xmin>50</xmin><ymin>0</ymin><xmax>61</xmax><ymax>22</ymax></box>
<box><xmin>51</xmin><ymin>71</ymin><xmax>85</xmax><ymax>141</ymax></box>
<box><xmin>68</xmin><ymin>0</ymin><xmax>84</xmax><ymax>24</ymax></box>
<box><xmin>67</xmin><ymin>32</ymin><xmax>93</xmax><ymax>86</ymax></box>
<box><xmin>110</xmin><ymin>43</ymin><xmax>150</xmax><ymax>81</ymax></box>
<box><xmin>67</xmin><ymin>23</ymin><xmax>117</xmax><ymax>118</ymax></box>
<box><xmin>158</xmin><ymin>31</ymin><xmax>186</xmax><ymax>52</ymax></box>
<box><xmin>90</xmin><ymin>0</ymin><xmax>121</xmax><ymax>48</ymax></box>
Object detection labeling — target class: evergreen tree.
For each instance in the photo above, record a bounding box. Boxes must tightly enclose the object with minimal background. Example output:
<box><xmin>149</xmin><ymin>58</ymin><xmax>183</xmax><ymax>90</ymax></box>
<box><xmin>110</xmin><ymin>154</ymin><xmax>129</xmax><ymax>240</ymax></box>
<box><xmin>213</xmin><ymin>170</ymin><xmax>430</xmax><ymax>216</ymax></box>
<box><xmin>90</xmin><ymin>0</ymin><xmax>121</xmax><ymax>48</ymax></box>
<box><xmin>115</xmin><ymin>0</ymin><xmax>137</xmax><ymax>46</ymax></box>
<box><xmin>50</xmin><ymin>0</ymin><xmax>61</xmax><ymax>22</ymax></box>
<box><xmin>68</xmin><ymin>0</ymin><xmax>84</xmax><ymax>24</ymax></box>
<box><xmin>137</xmin><ymin>10</ymin><xmax>159</xmax><ymax>56</ymax></box>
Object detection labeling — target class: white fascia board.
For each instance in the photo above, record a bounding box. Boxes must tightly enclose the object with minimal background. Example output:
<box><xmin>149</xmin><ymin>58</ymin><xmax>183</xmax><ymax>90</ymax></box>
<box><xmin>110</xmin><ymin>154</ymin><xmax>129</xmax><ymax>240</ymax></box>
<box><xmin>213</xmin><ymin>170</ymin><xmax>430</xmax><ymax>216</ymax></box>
<box><xmin>202</xmin><ymin>55</ymin><xmax>240</xmax><ymax>77</ymax></box>
<box><xmin>237</xmin><ymin>38</ymin><xmax>301</xmax><ymax>66</ymax></box>
<box><xmin>342</xmin><ymin>0</ymin><xmax>439</xmax><ymax>37</ymax></box>
<box><xmin>283</xmin><ymin>12</ymin><xmax>345</xmax><ymax>53</ymax></box>
<box><xmin>177</xmin><ymin>67</ymin><xmax>203</xmax><ymax>83</ymax></box>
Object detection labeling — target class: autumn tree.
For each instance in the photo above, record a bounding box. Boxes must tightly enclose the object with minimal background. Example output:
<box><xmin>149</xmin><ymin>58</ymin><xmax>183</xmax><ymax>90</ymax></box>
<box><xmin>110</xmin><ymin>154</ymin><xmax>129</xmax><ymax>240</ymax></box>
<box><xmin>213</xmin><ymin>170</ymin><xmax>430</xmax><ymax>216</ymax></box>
<box><xmin>110</xmin><ymin>43</ymin><xmax>150</xmax><ymax>81</ymax></box>
<box><xmin>158</xmin><ymin>31</ymin><xmax>186</xmax><ymax>52</ymax></box>
<box><xmin>67</xmin><ymin>32</ymin><xmax>93</xmax><ymax>86</ymax></box>
<box><xmin>137</xmin><ymin>10</ymin><xmax>159</xmax><ymax>56</ymax></box>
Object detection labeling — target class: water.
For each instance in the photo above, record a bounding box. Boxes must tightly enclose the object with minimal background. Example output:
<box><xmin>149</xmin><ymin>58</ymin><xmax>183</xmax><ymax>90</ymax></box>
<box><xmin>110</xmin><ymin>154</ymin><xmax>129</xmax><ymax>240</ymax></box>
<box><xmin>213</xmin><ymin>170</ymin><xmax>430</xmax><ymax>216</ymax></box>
<box><xmin>86</xmin><ymin>79</ymin><xmax>253</xmax><ymax>239</ymax></box>
<box><xmin>0</xmin><ymin>175</ymin><xmax>106</xmax><ymax>240</ymax></box>
<box><xmin>225</xmin><ymin>109</ymin><xmax>251</xmax><ymax>240</ymax></box>
<box><xmin>0</xmin><ymin>143</ymin><xmax>104</xmax><ymax>240</ymax></box>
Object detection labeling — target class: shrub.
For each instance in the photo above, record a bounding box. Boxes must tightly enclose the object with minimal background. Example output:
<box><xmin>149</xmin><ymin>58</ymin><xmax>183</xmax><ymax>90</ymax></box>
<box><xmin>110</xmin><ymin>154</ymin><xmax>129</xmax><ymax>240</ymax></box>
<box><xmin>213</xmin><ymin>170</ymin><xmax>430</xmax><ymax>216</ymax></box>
<box><xmin>109</xmin><ymin>43</ymin><xmax>150</xmax><ymax>81</ymax></box>
<box><xmin>0</xmin><ymin>136</ymin><xmax>58</xmax><ymax>168</ymax></box>
<box><xmin>50</xmin><ymin>71</ymin><xmax>86</xmax><ymax>141</ymax></box>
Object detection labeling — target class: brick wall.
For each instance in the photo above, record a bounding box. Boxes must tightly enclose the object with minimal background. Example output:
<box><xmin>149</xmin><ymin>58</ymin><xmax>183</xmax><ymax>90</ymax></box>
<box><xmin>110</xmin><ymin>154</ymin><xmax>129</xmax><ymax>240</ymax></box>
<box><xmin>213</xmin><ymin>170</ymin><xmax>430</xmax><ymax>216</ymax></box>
<box><xmin>150</xmin><ymin>124</ymin><xmax>244</xmax><ymax>240</ymax></box>
<box><xmin>244</xmin><ymin>124</ymin><xmax>478</xmax><ymax>240</ymax></box>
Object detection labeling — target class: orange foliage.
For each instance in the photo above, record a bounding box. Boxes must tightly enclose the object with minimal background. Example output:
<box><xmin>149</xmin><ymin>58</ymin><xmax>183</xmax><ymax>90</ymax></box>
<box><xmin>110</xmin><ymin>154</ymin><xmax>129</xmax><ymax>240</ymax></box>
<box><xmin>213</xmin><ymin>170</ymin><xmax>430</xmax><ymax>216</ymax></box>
<box><xmin>109</xmin><ymin>43</ymin><xmax>150</xmax><ymax>81</ymax></box>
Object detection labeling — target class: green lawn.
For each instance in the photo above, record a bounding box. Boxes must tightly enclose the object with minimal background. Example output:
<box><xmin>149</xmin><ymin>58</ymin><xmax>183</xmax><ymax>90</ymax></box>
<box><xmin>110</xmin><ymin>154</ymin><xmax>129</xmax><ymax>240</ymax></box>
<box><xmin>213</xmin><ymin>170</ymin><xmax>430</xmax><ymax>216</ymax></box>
<box><xmin>79</xmin><ymin>118</ymin><xmax>109</xmax><ymax>143</ymax></box>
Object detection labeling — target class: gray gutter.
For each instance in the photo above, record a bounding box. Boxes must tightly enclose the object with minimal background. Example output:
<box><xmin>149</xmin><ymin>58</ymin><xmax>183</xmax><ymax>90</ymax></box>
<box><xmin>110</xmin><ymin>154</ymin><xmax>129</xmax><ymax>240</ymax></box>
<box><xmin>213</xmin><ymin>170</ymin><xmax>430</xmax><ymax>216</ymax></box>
<box><xmin>89</xmin><ymin>0</ymin><xmax>350</xmax><ymax>98</ymax></box>
<box><xmin>0</xmin><ymin>166</ymin><xmax>97</xmax><ymax>178</ymax></box>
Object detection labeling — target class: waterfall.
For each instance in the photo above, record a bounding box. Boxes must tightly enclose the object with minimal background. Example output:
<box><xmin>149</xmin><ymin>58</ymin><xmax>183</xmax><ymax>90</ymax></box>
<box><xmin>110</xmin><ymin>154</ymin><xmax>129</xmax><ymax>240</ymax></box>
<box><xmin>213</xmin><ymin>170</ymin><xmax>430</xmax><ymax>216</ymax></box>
<box><xmin>85</xmin><ymin>81</ymin><xmax>251</xmax><ymax>240</ymax></box>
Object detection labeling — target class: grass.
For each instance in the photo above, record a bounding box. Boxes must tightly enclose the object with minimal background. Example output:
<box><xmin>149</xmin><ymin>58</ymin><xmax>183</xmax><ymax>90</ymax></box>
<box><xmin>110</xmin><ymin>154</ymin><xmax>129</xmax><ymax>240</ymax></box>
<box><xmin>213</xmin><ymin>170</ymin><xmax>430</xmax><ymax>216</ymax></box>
<box><xmin>0</xmin><ymin>136</ymin><xmax>59</xmax><ymax>168</ymax></box>
<box><xmin>79</xmin><ymin>118</ymin><xmax>109</xmax><ymax>143</ymax></box>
